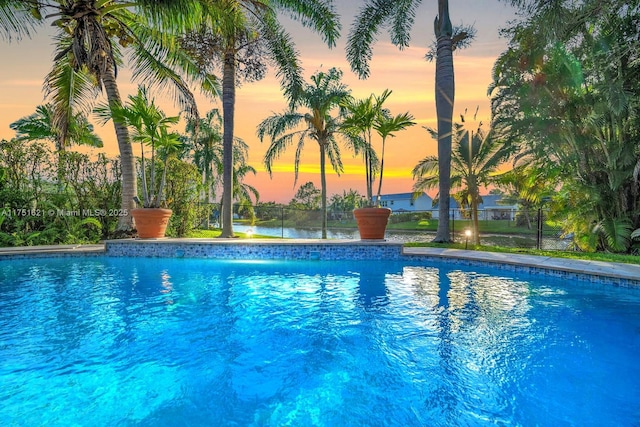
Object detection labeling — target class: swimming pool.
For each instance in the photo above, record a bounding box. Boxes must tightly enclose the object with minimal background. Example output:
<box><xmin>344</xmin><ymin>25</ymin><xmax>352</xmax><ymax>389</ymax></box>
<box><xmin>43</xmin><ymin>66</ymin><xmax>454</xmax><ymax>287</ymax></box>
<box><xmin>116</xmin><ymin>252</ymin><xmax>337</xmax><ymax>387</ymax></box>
<box><xmin>1</xmin><ymin>256</ymin><xmax>639</xmax><ymax>426</ymax></box>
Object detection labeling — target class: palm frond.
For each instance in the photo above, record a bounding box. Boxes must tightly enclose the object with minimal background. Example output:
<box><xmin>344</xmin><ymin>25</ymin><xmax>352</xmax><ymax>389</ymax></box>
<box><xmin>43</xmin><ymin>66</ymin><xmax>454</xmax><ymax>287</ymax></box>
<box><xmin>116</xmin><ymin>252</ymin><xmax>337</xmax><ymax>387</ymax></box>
<box><xmin>258</xmin><ymin>11</ymin><xmax>304</xmax><ymax>106</ymax></box>
<box><xmin>412</xmin><ymin>155</ymin><xmax>439</xmax><ymax>180</ymax></box>
<box><xmin>593</xmin><ymin>217</ymin><xmax>633</xmax><ymax>253</ymax></box>
<box><xmin>326</xmin><ymin>134</ymin><xmax>345</xmax><ymax>175</ymax></box>
<box><xmin>389</xmin><ymin>0</ymin><xmax>420</xmax><ymax>48</ymax></box>
<box><xmin>0</xmin><ymin>0</ymin><xmax>42</xmax><ymax>41</ymax></box>
<box><xmin>262</xmin><ymin>129</ymin><xmax>308</xmax><ymax>175</ymax></box>
<box><xmin>273</xmin><ymin>0</ymin><xmax>341</xmax><ymax>48</ymax></box>
<box><xmin>124</xmin><ymin>14</ymin><xmax>200</xmax><ymax>120</ymax></box>
<box><xmin>346</xmin><ymin>0</ymin><xmax>396</xmax><ymax>79</ymax></box>
<box><xmin>257</xmin><ymin>112</ymin><xmax>304</xmax><ymax>142</ymax></box>
<box><xmin>44</xmin><ymin>33</ymin><xmax>102</xmax><ymax>146</ymax></box>
<box><xmin>135</xmin><ymin>0</ymin><xmax>204</xmax><ymax>32</ymax></box>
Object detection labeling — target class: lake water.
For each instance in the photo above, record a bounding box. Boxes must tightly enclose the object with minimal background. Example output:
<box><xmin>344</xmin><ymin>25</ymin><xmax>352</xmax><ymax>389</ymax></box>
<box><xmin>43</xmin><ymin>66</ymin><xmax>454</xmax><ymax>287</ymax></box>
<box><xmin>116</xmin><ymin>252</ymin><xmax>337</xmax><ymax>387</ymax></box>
<box><xmin>232</xmin><ymin>224</ymin><xmax>566</xmax><ymax>249</ymax></box>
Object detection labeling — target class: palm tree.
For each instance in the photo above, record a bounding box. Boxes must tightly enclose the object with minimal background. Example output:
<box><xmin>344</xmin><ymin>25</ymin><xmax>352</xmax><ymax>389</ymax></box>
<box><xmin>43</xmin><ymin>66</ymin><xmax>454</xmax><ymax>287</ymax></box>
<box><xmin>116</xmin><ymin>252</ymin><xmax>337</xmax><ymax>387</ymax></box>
<box><xmin>347</xmin><ymin>0</ymin><xmax>473</xmax><ymax>242</ymax></box>
<box><xmin>184</xmin><ymin>109</ymin><xmax>224</xmax><ymax>205</ymax></box>
<box><xmin>218</xmin><ymin>133</ymin><xmax>258</xmax><ymax>224</ymax></box>
<box><xmin>494</xmin><ymin>165</ymin><xmax>554</xmax><ymax>229</ymax></box>
<box><xmin>180</xmin><ymin>0</ymin><xmax>340</xmax><ymax>238</ymax></box>
<box><xmin>257</xmin><ymin>67</ymin><xmax>352</xmax><ymax>239</ymax></box>
<box><xmin>340</xmin><ymin>90</ymin><xmax>415</xmax><ymax>207</ymax></box>
<box><xmin>340</xmin><ymin>90</ymin><xmax>389</xmax><ymax>206</ymax></box>
<box><xmin>432</xmin><ymin>0</ymin><xmax>455</xmax><ymax>242</ymax></box>
<box><xmin>373</xmin><ymin>108</ymin><xmax>415</xmax><ymax>204</ymax></box>
<box><xmin>183</xmin><ymin>108</ymin><xmax>255</xmax><ymax>221</ymax></box>
<box><xmin>413</xmin><ymin>120</ymin><xmax>509</xmax><ymax>244</ymax></box>
<box><xmin>1</xmin><ymin>1</ymin><xmax>209</xmax><ymax>233</ymax></box>
<box><xmin>96</xmin><ymin>86</ymin><xmax>182</xmax><ymax>209</ymax></box>
<box><xmin>10</xmin><ymin>103</ymin><xmax>103</xmax><ymax>152</ymax></box>
<box><xmin>10</xmin><ymin>103</ymin><xmax>103</xmax><ymax>189</ymax></box>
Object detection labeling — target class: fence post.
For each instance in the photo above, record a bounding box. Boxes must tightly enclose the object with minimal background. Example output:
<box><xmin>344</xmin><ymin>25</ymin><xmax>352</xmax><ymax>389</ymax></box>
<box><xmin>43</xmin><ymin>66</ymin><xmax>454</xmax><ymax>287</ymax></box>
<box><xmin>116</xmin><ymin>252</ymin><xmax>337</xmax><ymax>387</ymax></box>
<box><xmin>536</xmin><ymin>208</ymin><xmax>543</xmax><ymax>250</ymax></box>
<box><xmin>451</xmin><ymin>209</ymin><xmax>455</xmax><ymax>242</ymax></box>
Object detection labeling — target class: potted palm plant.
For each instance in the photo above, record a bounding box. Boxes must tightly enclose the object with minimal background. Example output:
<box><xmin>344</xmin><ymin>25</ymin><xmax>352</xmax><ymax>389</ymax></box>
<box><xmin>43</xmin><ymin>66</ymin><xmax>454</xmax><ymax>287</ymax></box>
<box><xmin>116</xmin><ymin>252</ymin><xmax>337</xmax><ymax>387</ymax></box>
<box><xmin>342</xmin><ymin>90</ymin><xmax>415</xmax><ymax>239</ymax></box>
<box><xmin>98</xmin><ymin>86</ymin><xmax>181</xmax><ymax>238</ymax></box>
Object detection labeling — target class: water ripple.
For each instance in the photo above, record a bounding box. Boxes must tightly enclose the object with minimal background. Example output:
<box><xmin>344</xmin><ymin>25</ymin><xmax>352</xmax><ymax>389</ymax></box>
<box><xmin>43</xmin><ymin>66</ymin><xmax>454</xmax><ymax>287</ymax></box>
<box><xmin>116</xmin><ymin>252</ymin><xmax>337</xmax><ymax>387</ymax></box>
<box><xmin>0</xmin><ymin>257</ymin><xmax>639</xmax><ymax>426</ymax></box>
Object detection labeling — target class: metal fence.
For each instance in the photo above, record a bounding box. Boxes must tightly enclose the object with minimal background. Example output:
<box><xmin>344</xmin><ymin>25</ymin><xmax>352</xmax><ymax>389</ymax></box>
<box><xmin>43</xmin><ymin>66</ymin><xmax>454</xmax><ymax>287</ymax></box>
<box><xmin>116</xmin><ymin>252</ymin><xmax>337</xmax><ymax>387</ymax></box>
<box><xmin>198</xmin><ymin>204</ymin><xmax>568</xmax><ymax>250</ymax></box>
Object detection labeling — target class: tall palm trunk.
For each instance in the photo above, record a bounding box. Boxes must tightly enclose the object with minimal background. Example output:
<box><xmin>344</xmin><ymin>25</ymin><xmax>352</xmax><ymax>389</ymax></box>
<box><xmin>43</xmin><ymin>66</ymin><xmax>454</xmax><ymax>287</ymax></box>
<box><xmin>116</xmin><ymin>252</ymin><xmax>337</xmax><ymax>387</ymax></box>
<box><xmin>365</xmin><ymin>129</ymin><xmax>373</xmax><ymax>204</ymax></box>
<box><xmin>56</xmin><ymin>144</ymin><xmax>65</xmax><ymax>193</ymax></box>
<box><xmin>220</xmin><ymin>49</ymin><xmax>236</xmax><ymax>238</ymax></box>
<box><xmin>103</xmin><ymin>64</ymin><xmax>137</xmax><ymax>232</ymax></box>
<box><xmin>319</xmin><ymin>139</ymin><xmax>328</xmax><ymax>239</ymax></box>
<box><xmin>375</xmin><ymin>135</ymin><xmax>388</xmax><ymax>203</ymax></box>
<box><xmin>471</xmin><ymin>194</ymin><xmax>480</xmax><ymax>245</ymax></box>
<box><xmin>433</xmin><ymin>0</ymin><xmax>454</xmax><ymax>242</ymax></box>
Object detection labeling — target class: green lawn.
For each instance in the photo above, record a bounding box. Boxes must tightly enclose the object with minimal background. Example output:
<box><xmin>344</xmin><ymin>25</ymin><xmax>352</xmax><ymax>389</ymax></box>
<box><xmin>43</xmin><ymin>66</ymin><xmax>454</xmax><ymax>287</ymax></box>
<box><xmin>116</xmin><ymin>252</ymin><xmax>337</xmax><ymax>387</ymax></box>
<box><xmin>334</xmin><ymin>217</ymin><xmax>560</xmax><ymax>236</ymax></box>
<box><xmin>405</xmin><ymin>241</ymin><xmax>640</xmax><ymax>265</ymax></box>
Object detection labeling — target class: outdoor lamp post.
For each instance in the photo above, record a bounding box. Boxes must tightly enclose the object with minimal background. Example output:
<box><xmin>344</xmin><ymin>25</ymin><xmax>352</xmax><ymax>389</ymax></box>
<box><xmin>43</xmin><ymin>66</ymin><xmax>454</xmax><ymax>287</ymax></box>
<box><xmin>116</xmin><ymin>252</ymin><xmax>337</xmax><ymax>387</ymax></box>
<box><xmin>465</xmin><ymin>229</ymin><xmax>472</xmax><ymax>250</ymax></box>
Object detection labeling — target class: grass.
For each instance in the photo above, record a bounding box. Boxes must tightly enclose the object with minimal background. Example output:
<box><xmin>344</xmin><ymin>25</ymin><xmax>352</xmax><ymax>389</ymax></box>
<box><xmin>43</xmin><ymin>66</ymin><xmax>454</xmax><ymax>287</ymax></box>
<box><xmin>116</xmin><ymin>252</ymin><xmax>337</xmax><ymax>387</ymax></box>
<box><xmin>405</xmin><ymin>241</ymin><xmax>640</xmax><ymax>265</ymax></box>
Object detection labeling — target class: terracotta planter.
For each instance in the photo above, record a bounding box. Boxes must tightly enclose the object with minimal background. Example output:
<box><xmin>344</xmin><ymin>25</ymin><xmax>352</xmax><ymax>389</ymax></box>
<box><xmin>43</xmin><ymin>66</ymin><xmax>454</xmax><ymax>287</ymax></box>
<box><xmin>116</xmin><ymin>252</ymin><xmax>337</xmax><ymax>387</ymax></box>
<box><xmin>353</xmin><ymin>207</ymin><xmax>392</xmax><ymax>240</ymax></box>
<box><xmin>131</xmin><ymin>208</ymin><xmax>172</xmax><ymax>238</ymax></box>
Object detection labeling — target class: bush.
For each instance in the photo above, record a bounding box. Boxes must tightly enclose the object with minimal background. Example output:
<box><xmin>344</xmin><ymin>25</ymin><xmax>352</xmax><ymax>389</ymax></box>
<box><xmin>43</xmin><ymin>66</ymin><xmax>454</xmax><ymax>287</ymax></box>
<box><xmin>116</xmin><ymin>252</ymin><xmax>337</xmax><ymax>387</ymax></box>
<box><xmin>162</xmin><ymin>158</ymin><xmax>202</xmax><ymax>237</ymax></box>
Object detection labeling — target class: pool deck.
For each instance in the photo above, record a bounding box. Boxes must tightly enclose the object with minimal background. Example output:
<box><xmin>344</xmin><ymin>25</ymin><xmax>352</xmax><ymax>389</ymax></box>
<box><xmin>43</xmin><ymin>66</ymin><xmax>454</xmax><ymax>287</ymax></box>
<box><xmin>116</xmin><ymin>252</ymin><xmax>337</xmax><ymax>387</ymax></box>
<box><xmin>0</xmin><ymin>239</ymin><xmax>638</xmax><ymax>285</ymax></box>
<box><xmin>404</xmin><ymin>246</ymin><xmax>640</xmax><ymax>283</ymax></box>
<box><xmin>0</xmin><ymin>244</ymin><xmax>105</xmax><ymax>255</ymax></box>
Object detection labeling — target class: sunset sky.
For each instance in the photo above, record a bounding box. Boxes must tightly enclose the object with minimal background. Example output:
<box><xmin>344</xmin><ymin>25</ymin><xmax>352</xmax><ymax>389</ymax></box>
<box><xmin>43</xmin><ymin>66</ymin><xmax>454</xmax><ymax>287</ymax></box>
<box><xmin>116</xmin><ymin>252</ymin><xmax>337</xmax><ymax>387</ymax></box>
<box><xmin>0</xmin><ymin>1</ymin><xmax>516</xmax><ymax>203</ymax></box>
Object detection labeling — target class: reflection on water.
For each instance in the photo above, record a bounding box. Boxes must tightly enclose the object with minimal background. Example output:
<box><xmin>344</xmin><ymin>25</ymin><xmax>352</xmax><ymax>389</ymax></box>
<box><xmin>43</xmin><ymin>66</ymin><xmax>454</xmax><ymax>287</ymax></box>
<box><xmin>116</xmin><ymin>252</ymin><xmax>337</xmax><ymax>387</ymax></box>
<box><xmin>232</xmin><ymin>223</ymin><xmax>567</xmax><ymax>248</ymax></box>
<box><xmin>233</xmin><ymin>223</ymin><xmax>436</xmax><ymax>242</ymax></box>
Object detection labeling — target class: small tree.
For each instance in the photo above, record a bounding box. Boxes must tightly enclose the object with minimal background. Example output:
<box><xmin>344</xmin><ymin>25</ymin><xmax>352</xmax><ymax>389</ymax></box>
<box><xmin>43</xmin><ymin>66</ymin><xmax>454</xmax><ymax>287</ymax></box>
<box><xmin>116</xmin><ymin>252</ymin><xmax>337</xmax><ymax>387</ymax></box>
<box><xmin>258</xmin><ymin>68</ymin><xmax>352</xmax><ymax>239</ymax></box>
<box><xmin>293</xmin><ymin>182</ymin><xmax>322</xmax><ymax>210</ymax></box>
<box><xmin>341</xmin><ymin>90</ymin><xmax>415</xmax><ymax>206</ymax></box>
<box><xmin>97</xmin><ymin>86</ymin><xmax>182</xmax><ymax>209</ymax></box>
<box><xmin>413</xmin><ymin>115</ymin><xmax>508</xmax><ymax>244</ymax></box>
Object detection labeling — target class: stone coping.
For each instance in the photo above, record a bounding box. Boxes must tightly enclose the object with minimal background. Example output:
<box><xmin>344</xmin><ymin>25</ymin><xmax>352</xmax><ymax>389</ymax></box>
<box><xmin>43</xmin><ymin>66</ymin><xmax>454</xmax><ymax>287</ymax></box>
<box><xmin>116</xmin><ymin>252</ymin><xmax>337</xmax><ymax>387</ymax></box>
<box><xmin>104</xmin><ymin>238</ymin><xmax>405</xmax><ymax>260</ymax></box>
<box><xmin>0</xmin><ymin>244</ymin><xmax>104</xmax><ymax>257</ymax></box>
<box><xmin>106</xmin><ymin>238</ymin><xmax>396</xmax><ymax>245</ymax></box>
<box><xmin>403</xmin><ymin>247</ymin><xmax>640</xmax><ymax>285</ymax></box>
<box><xmin>0</xmin><ymin>239</ymin><xmax>637</xmax><ymax>286</ymax></box>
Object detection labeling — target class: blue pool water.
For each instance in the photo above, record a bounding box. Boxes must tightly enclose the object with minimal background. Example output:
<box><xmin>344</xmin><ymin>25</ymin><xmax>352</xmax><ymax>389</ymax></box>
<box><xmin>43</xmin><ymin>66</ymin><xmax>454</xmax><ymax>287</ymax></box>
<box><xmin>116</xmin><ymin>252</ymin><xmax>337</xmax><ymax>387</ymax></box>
<box><xmin>1</xmin><ymin>256</ymin><xmax>639</xmax><ymax>426</ymax></box>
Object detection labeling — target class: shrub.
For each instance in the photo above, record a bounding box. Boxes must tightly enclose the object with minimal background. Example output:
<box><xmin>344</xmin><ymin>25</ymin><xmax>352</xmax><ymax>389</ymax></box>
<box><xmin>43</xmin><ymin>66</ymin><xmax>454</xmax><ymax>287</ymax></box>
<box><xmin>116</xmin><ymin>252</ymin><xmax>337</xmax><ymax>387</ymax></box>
<box><xmin>162</xmin><ymin>158</ymin><xmax>202</xmax><ymax>237</ymax></box>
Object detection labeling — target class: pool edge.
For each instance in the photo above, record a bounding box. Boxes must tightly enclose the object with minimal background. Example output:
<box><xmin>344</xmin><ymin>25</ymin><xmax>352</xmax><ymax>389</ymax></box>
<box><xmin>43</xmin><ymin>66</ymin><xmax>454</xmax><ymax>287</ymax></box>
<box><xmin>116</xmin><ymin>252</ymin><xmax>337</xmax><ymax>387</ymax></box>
<box><xmin>0</xmin><ymin>239</ymin><xmax>638</xmax><ymax>286</ymax></box>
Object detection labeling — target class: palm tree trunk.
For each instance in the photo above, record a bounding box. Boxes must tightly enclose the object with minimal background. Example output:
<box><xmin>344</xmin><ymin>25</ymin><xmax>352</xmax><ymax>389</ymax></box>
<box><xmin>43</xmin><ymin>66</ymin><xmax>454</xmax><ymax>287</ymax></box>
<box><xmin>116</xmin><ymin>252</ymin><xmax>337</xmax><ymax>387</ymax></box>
<box><xmin>375</xmin><ymin>136</ymin><xmax>387</xmax><ymax>204</ymax></box>
<box><xmin>140</xmin><ymin>141</ymin><xmax>149</xmax><ymax>207</ymax></box>
<box><xmin>102</xmin><ymin>64</ymin><xmax>137</xmax><ymax>232</ymax></box>
<box><xmin>319</xmin><ymin>141</ymin><xmax>328</xmax><ymax>239</ymax></box>
<box><xmin>433</xmin><ymin>0</ymin><xmax>454</xmax><ymax>243</ymax></box>
<box><xmin>472</xmin><ymin>198</ymin><xmax>480</xmax><ymax>245</ymax></box>
<box><xmin>220</xmin><ymin>49</ymin><xmax>236</xmax><ymax>238</ymax></box>
<box><xmin>366</xmin><ymin>129</ymin><xmax>374</xmax><ymax>204</ymax></box>
<box><xmin>56</xmin><ymin>144</ymin><xmax>65</xmax><ymax>193</ymax></box>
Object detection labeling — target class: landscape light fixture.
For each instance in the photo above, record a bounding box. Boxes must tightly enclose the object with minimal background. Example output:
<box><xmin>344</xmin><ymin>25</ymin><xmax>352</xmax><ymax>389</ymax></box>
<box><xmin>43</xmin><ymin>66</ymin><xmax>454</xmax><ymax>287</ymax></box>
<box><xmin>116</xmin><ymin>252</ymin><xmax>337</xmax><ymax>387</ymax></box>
<box><xmin>465</xmin><ymin>229</ymin><xmax>472</xmax><ymax>250</ymax></box>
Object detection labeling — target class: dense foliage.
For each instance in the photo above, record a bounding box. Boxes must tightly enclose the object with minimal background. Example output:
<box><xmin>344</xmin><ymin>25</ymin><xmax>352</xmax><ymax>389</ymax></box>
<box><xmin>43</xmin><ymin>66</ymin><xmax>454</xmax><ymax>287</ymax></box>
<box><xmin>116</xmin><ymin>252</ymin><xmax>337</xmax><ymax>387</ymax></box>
<box><xmin>0</xmin><ymin>139</ymin><xmax>118</xmax><ymax>245</ymax></box>
<box><xmin>0</xmin><ymin>138</ymin><xmax>204</xmax><ymax>245</ymax></box>
<box><xmin>491</xmin><ymin>0</ymin><xmax>640</xmax><ymax>252</ymax></box>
